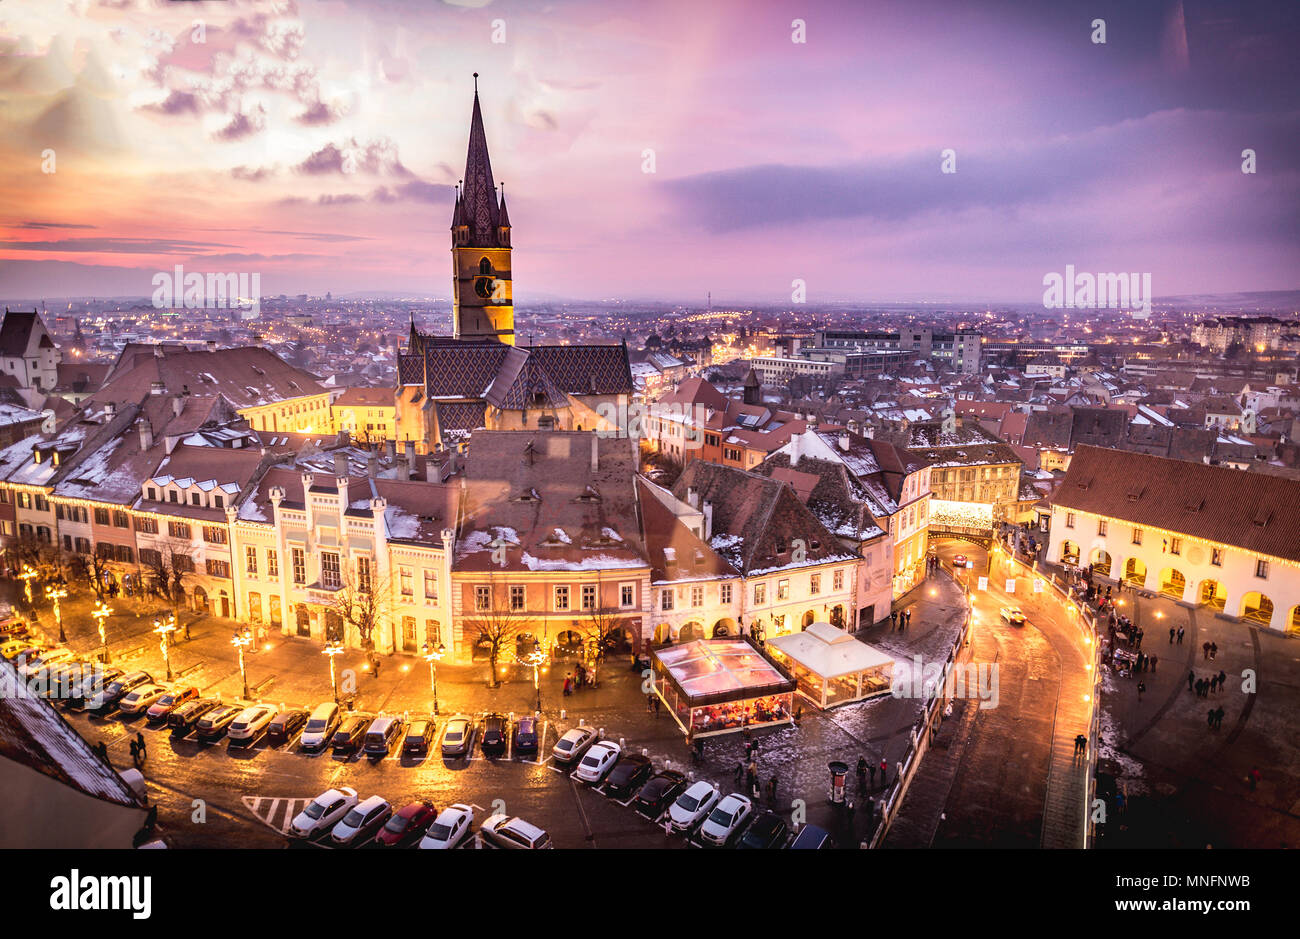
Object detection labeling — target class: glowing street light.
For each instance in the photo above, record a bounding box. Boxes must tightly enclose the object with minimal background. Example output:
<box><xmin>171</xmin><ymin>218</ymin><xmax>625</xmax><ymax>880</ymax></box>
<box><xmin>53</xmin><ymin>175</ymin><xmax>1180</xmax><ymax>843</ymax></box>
<box><xmin>422</xmin><ymin>639</ymin><xmax>446</xmax><ymax>715</ymax></box>
<box><xmin>45</xmin><ymin>582</ymin><xmax>68</xmax><ymax>644</ymax></box>
<box><xmin>231</xmin><ymin>629</ymin><xmax>253</xmax><ymax>700</ymax></box>
<box><xmin>91</xmin><ymin>600</ymin><xmax>113</xmax><ymax>663</ymax></box>
<box><xmin>323</xmin><ymin>640</ymin><xmax>345</xmax><ymax>703</ymax></box>
<box><xmin>19</xmin><ymin>565</ymin><xmax>38</xmax><ymax>605</ymax></box>
<box><xmin>521</xmin><ymin>638</ymin><xmax>547</xmax><ymax>713</ymax></box>
<box><xmin>153</xmin><ymin>614</ymin><xmax>177</xmax><ymax>681</ymax></box>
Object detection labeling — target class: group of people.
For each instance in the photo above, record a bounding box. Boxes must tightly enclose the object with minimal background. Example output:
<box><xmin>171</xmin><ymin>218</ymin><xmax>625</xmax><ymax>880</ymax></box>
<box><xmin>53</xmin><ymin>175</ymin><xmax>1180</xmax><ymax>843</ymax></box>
<box><xmin>854</xmin><ymin>755</ymin><xmax>890</xmax><ymax>794</ymax></box>
<box><xmin>128</xmin><ymin>732</ymin><xmax>147</xmax><ymax>768</ymax></box>
<box><xmin>562</xmin><ymin>663</ymin><xmax>593</xmax><ymax>695</ymax></box>
<box><xmin>890</xmin><ymin>609</ymin><xmax>913</xmax><ymax>631</ymax></box>
<box><xmin>1189</xmin><ymin>669</ymin><xmax>1228</xmax><ymax>698</ymax></box>
<box><xmin>733</xmin><ymin>736</ymin><xmax>779</xmax><ymax>805</ymax></box>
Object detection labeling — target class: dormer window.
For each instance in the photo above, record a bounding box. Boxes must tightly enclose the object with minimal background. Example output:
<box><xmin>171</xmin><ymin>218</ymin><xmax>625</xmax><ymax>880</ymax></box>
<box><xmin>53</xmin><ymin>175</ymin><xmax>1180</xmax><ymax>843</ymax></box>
<box><xmin>191</xmin><ymin>493</ymin><xmax>201</xmax><ymax>506</ymax></box>
<box><xmin>169</xmin><ymin>491</ymin><xmax>178</xmax><ymax>503</ymax></box>
<box><xmin>147</xmin><ymin>487</ymin><xmax>157</xmax><ymax>501</ymax></box>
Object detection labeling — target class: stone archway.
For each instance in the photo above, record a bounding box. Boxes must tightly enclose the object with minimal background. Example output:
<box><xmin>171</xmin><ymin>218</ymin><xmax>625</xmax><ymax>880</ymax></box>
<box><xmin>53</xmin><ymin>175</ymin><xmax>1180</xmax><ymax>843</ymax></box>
<box><xmin>801</xmin><ymin>610</ymin><xmax>816</xmax><ymax>629</ymax></box>
<box><xmin>1059</xmin><ymin>540</ymin><xmax>1080</xmax><ymax>565</ymax></box>
<box><xmin>1090</xmin><ymin>548</ymin><xmax>1112</xmax><ymax>577</ymax></box>
<box><xmin>711</xmin><ymin>617</ymin><xmax>737</xmax><ymax>638</ymax></box>
<box><xmin>1240</xmin><ymin>592</ymin><xmax>1274</xmax><ymax>627</ymax></box>
<box><xmin>1289</xmin><ymin>605</ymin><xmax>1300</xmax><ymax>638</ymax></box>
<box><xmin>192</xmin><ymin>586</ymin><xmax>209</xmax><ymax>614</ymax></box>
<box><xmin>1157</xmin><ymin>568</ymin><xmax>1186</xmax><ymax>600</ymax></box>
<box><xmin>678</xmin><ymin>621</ymin><xmax>704</xmax><ymax>642</ymax></box>
<box><xmin>830</xmin><ymin>604</ymin><xmax>846</xmax><ymax>628</ymax></box>
<box><xmin>1124</xmin><ymin>557</ymin><xmax>1147</xmax><ymax>587</ymax></box>
<box><xmin>1199</xmin><ymin>579</ymin><xmax>1227</xmax><ymax>611</ymax></box>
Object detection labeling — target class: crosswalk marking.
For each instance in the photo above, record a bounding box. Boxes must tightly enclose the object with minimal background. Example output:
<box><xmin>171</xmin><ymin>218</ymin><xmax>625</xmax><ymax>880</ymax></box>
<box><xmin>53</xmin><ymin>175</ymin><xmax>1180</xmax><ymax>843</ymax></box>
<box><xmin>241</xmin><ymin>795</ymin><xmax>314</xmax><ymax>835</ymax></box>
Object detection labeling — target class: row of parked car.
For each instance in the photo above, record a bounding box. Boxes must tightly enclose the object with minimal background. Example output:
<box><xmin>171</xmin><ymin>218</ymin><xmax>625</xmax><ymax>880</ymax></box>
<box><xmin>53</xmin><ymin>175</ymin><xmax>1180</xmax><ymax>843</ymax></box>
<box><xmin>288</xmin><ymin>793</ymin><xmax>550</xmax><ymax>850</ymax></box>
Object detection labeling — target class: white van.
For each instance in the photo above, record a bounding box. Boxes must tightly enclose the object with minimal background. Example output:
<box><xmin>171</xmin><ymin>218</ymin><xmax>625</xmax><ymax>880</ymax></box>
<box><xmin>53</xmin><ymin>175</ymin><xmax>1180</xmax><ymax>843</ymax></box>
<box><xmin>299</xmin><ymin>702</ymin><xmax>341</xmax><ymax>751</ymax></box>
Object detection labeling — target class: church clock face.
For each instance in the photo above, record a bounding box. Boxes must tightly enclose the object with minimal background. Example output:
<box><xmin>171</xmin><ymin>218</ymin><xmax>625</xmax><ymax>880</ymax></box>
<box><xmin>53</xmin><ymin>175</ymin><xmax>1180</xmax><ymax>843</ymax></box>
<box><xmin>474</xmin><ymin>275</ymin><xmax>496</xmax><ymax>299</ymax></box>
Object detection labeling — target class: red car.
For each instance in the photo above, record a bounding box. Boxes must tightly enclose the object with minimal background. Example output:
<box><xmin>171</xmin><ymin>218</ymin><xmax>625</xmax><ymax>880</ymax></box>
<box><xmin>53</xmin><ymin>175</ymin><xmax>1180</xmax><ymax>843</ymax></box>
<box><xmin>375</xmin><ymin>801</ymin><xmax>438</xmax><ymax>848</ymax></box>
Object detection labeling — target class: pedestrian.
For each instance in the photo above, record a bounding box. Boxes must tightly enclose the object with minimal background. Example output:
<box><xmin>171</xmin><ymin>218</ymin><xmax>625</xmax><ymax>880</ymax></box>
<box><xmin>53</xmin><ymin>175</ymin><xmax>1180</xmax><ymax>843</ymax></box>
<box><xmin>1177</xmin><ymin>626</ymin><xmax>1185</xmax><ymax>645</ymax></box>
<box><xmin>1249</xmin><ymin>767</ymin><xmax>1260</xmax><ymax>791</ymax></box>
<box><xmin>1217</xmin><ymin>669</ymin><xmax>1226</xmax><ymax>689</ymax></box>
<box><xmin>1209</xmin><ymin>642</ymin><xmax>1217</xmax><ymax>660</ymax></box>
<box><xmin>183</xmin><ymin>620</ymin><xmax>191</xmax><ymax>641</ymax></box>
<box><xmin>646</xmin><ymin>693</ymin><xmax>655</xmax><ymax>713</ymax></box>
<box><xmin>129</xmin><ymin>739</ymin><xmax>141</xmax><ymax>767</ymax></box>
<box><xmin>1202</xmin><ymin>641</ymin><xmax>1211</xmax><ymax>660</ymax></box>
<box><xmin>767</xmin><ymin>775</ymin><xmax>778</xmax><ymax>806</ymax></box>
<box><xmin>906</xmin><ymin>610</ymin><xmax>913</xmax><ymax>628</ymax></box>
<box><xmin>563</xmin><ymin>676</ymin><xmax>572</xmax><ymax>696</ymax></box>
<box><xmin>891</xmin><ymin>611</ymin><xmax>898</xmax><ymax>631</ymax></box>
<box><xmin>1135</xmin><ymin>629</ymin><xmax>1143</xmax><ymax>650</ymax></box>
<box><xmin>373</xmin><ymin>657</ymin><xmax>381</xmax><ymax>679</ymax></box>
<box><xmin>1187</xmin><ymin>670</ymin><xmax>1195</xmax><ymax>692</ymax></box>
<box><xmin>136</xmin><ymin>732</ymin><xmax>146</xmax><ymax>758</ymax></box>
<box><xmin>880</xmin><ymin>757</ymin><xmax>888</xmax><ymax>785</ymax></box>
<box><xmin>1137</xmin><ymin>681</ymin><xmax>1146</xmax><ymax>702</ymax></box>
<box><xmin>1169</xmin><ymin>627</ymin><xmax>1175</xmax><ymax>644</ymax></box>
<box><xmin>734</xmin><ymin>761</ymin><xmax>745</xmax><ymax>784</ymax></box>
<box><xmin>1207</xmin><ymin>708</ymin><xmax>1215</xmax><ymax>729</ymax></box>
<box><xmin>1148</xmin><ymin>654</ymin><xmax>1157</xmax><ymax>674</ymax></box>
<box><xmin>652</xmin><ymin>695</ymin><xmax>660</xmax><ymax>716</ymax></box>
<box><xmin>1214</xmin><ymin>706</ymin><xmax>1225</xmax><ymax>729</ymax></box>
<box><xmin>1195</xmin><ymin>678</ymin><xmax>1204</xmax><ymax>697</ymax></box>
<box><xmin>856</xmin><ymin>760</ymin><xmax>868</xmax><ymax>795</ymax></box>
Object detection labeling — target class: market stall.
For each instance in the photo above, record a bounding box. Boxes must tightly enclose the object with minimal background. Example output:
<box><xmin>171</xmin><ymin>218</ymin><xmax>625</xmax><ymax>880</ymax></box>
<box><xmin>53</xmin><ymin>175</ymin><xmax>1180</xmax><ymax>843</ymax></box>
<box><xmin>766</xmin><ymin>621</ymin><xmax>895</xmax><ymax>708</ymax></box>
<box><xmin>651</xmin><ymin>639</ymin><xmax>796</xmax><ymax>739</ymax></box>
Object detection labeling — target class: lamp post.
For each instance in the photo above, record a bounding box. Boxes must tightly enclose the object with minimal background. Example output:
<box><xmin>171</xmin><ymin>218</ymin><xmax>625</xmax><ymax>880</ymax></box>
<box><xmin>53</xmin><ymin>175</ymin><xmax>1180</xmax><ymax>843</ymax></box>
<box><xmin>91</xmin><ymin>600</ymin><xmax>112</xmax><ymax>663</ymax></box>
<box><xmin>153</xmin><ymin>614</ymin><xmax>177</xmax><ymax>681</ymax></box>
<box><xmin>19</xmin><ymin>564</ymin><xmax>38</xmax><ymax>605</ymax></box>
<box><xmin>323</xmin><ymin>640</ymin><xmax>345</xmax><ymax>703</ymax></box>
<box><xmin>521</xmin><ymin>638</ymin><xmax>547</xmax><ymax>713</ymax></box>
<box><xmin>231</xmin><ymin>629</ymin><xmax>252</xmax><ymax>700</ymax></box>
<box><xmin>423</xmin><ymin>639</ymin><xmax>445</xmax><ymax>714</ymax></box>
<box><xmin>45</xmin><ymin>582</ymin><xmax>68</xmax><ymax>644</ymax></box>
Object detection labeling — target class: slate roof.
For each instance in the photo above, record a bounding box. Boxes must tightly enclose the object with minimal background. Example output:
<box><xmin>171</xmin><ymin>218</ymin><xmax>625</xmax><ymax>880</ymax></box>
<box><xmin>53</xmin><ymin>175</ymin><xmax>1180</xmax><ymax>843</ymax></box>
<box><xmin>636</xmin><ymin>478</ymin><xmax>739</xmax><ymax>585</ymax></box>
<box><xmin>0</xmin><ymin>310</ymin><xmax>47</xmax><ymax>358</ymax></box>
<box><xmin>1047</xmin><ymin>445</ymin><xmax>1300</xmax><ymax>563</ymax></box>
<box><xmin>91</xmin><ymin>345</ymin><xmax>326</xmax><ymax>411</ymax></box>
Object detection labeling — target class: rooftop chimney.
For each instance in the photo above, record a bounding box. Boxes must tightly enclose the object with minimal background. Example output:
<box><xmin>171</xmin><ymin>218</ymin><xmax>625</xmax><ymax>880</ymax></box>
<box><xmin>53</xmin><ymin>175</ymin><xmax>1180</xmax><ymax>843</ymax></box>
<box><xmin>366</xmin><ymin>451</ymin><xmax>378</xmax><ymax>478</ymax></box>
<box><xmin>137</xmin><ymin>418</ymin><xmax>153</xmax><ymax>451</ymax></box>
<box><xmin>702</xmin><ymin>500</ymin><xmax>714</xmax><ymax>540</ymax></box>
<box><xmin>790</xmin><ymin>432</ymin><xmax>801</xmax><ymax>466</ymax></box>
<box><xmin>590</xmin><ymin>434</ymin><xmax>599</xmax><ymax>472</ymax></box>
<box><xmin>103</xmin><ymin>401</ymin><xmax>116</xmax><ymax>423</ymax></box>
<box><xmin>172</xmin><ymin>395</ymin><xmax>184</xmax><ymax>418</ymax></box>
<box><xmin>839</xmin><ymin>433</ymin><xmax>850</xmax><ymax>452</ymax></box>
<box><xmin>385</xmin><ymin>439</ymin><xmax>397</xmax><ymax>463</ymax></box>
<box><xmin>205</xmin><ymin>340</ymin><xmax>217</xmax><ymax>353</ymax></box>
<box><xmin>150</xmin><ymin>380</ymin><xmax>165</xmax><ymax>396</ymax></box>
<box><xmin>333</xmin><ymin>452</ymin><xmax>348</xmax><ymax>479</ymax></box>
<box><xmin>686</xmin><ymin>487</ymin><xmax>699</xmax><ymax>509</ymax></box>
<box><xmin>404</xmin><ymin>439</ymin><xmax>416</xmax><ymax>479</ymax></box>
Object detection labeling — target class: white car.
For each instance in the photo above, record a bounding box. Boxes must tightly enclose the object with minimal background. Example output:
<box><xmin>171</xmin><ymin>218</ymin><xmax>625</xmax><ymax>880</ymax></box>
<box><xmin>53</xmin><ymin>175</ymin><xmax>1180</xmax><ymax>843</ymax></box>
<box><xmin>419</xmin><ymin>803</ymin><xmax>475</xmax><ymax>850</ymax></box>
<box><xmin>697</xmin><ymin>793</ymin><xmax>753</xmax><ymax>847</ymax></box>
<box><xmin>17</xmin><ymin>647</ymin><xmax>73</xmax><ymax>680</ymax></box>
<box><xmin>551</xmin><ymin>726</ymin><xmax>598</xmax><ymax>766</ymax></box>
<box><xmin>227</xmin><ymin>704</ymin><xmax>278</xmax><ymax>743</ymax></box>
<box><xmin>117</xmin><ymin>683</ymin><xmax>167</xmax><ymax>715</ymax></box>
<box><xmin>330</xmin><ymin>795</ymin><xmax>393</xmax><ymax>847</ymax></box>
<box><xmin>999</xmin><ymin>607</ymin><xmax>1026</xmax><ymax>626</ymax></box>
<box><xmin>289</xmin><ymin>786</ymin><xmax>358</xmax><ymax>839</ymax></box>
<box><xmin>480</xmin><ymin>814</ymin><xmax>552</xmax><ymax>849</ymax></box>
<box><xmin>299</xmin><ymin>702</ymin><xmax>340</xmax><ymax>751</ymax></box>
<box><xmin>574</xmin><ymin>740</ymin><xmax>622</xmax><ymax>784</ymax></box>
<box><xmin>668</xmin><ymin>780</ymin><xmax>721</xmax><ymax>833</ymax></box>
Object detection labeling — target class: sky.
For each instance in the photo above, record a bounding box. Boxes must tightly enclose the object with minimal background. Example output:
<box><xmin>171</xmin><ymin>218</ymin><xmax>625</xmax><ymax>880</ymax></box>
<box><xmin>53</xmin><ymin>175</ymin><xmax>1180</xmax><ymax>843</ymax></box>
<box><xmin>0</xmin><ymin>0</ymin><xmax>1297</xmax><ymax>304</ymax></box>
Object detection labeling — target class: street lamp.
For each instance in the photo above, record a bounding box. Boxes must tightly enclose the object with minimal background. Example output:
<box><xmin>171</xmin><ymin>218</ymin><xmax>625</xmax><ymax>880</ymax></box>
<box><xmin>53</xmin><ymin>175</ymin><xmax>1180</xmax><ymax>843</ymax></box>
<box><xmin>19</xmin><ymin>564</ymin><xmax>38</xmax><ymax>605</ymax></box>
<box><xmin>423</xmin><ymin>639</ymin><xmax>446</xmax><ymax>715</ymax></box>
<box><xmin>45</xmin><ymin>582</ymin><xmax>68</xmax><ymax>644</ymax></box>
<box><xmin>323</xmin><ymin>640</ymin><xmax>345</xmax><ymax>703</ymax></box>
<box><xmin>521</xmin><ymin>638</ymin><xmax>547</xmax><ymax>713</ymax></box>
<box><xmin>91</xmin><ymin>600</ymin><xmax>112</xmax><ymax>663</ymax></box>
<box><xmin>231</xmin><ymin>628</ymin><xmax>252</xmax><ymax>700</ymax></box>
<box><xmin>153</xmin><ymin>614</ymin><xmax>177</xmax><ymax>682</ymax></box>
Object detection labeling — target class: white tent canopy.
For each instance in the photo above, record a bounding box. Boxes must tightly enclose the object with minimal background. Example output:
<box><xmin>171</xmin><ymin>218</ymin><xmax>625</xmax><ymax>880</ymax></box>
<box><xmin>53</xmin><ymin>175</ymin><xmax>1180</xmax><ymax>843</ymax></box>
<box><xmin>767</xmin><ymin>622</ymin><xmax>895</xmax><ymax>708</ymax></box>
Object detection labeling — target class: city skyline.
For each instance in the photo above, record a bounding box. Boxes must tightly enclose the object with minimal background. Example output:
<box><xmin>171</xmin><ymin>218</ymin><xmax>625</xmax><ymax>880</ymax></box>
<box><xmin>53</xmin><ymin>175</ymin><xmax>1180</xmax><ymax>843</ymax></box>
<box><xmin>1</xmin><ymin>0</ymin><xmax>1298</xmax><ymax>304</ymax></box>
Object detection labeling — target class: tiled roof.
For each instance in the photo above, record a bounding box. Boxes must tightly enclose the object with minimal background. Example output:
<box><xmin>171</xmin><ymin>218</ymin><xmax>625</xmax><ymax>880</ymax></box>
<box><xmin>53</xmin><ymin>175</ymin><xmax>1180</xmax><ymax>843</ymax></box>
<box><xmin>527</xmin><ymin>344</ymin><xmax>633</xmax><ymax>395</ymax></box>
<box><xmin>435</xmin><ymin>400</ymin><xmax>487</xmax><ymax>436</ymax></box>
<box><xmin>636</xmin><ymin>478</ymin><xmax>739</xmax><ymax>584</ymax></box>
<box><xmin>1047</xmin><ymin>445</ymin><xmax>1300</xmax><ymax>563</ymax></box>
<box><xmin>90</xmin><ymin>345</ymin><xmax>325</xmax><ymax>411</ymax></box>
<box><xmin>0</xmin><ymin>310</ymin><xmax>43</xmax><ymax>358</ymax></box>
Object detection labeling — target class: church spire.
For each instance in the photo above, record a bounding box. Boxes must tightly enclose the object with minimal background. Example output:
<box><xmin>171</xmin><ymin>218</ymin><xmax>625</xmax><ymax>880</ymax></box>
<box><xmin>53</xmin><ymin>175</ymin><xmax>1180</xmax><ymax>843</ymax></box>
<box><xmin>461</xmin><ymin>72</ymin><xmax>501</xmax><ymax>246</ymax></box>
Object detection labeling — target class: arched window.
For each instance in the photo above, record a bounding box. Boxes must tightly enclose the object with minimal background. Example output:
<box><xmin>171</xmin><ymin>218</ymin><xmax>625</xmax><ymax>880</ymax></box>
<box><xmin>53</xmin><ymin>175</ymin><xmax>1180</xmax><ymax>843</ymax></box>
<box><xmin>478</xmin><ymin>257</ymin><xmax>494</xmax><ymax>276</ymax></box>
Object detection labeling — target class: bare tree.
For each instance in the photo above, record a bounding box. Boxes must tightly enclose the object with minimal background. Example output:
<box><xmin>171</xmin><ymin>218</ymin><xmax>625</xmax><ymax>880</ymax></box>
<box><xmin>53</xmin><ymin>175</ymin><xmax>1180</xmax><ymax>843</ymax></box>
<box><xmin>327</xmin><ymin>564</ymin><xmax>393</xmax><ymax>650</ymax></box>
<box><xmin>576</xmin><ymin>604</ymin><xmax>629</xmax><ymax>685</ymax></box>
<box><xmin>461</xmin><ymin>577</ymin><xmax>539</xmax><ymax>688</ymax></box>
<box><xmin>142</xmin><ymin>535</ymin><xmax>196</xmax><ymax>619</ymax></box>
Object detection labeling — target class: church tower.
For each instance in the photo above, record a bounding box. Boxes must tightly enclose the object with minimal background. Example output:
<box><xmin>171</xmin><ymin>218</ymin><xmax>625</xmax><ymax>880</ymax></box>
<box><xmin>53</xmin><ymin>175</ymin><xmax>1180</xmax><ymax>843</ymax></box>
<box><xmin>451</xmin><ymin>74</ymin><xmax>514</xmax><ymax>344</ymax></box>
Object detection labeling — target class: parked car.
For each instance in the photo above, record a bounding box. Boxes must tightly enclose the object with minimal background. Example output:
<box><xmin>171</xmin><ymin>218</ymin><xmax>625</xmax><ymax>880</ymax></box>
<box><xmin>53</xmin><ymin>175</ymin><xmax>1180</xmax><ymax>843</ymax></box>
<box><xmin>440</xmin><ymin>716</ymin><xmax>474</xmax><ymax>757</ymax></box>
<box><xmin>953</xmin><ymin>554</ymin><xmax>969</xmax><ymax>568</ymax></box>
<box><xmin>299</xmin><ymin>702</ymin><xmax>341</xmax><ymax>751</ymax></box>
<box><xmin>64</xmin><ymin>666</ymin><xmax>122</xmax><ymax>710</ymax></box>
<box><xmin>551</xmin><ymin>726</ymin><xmax>598</xmax><ymax>766</ymax></box>
<box><xmin>512</xmin><ymin>716</ymin><xmax>539</xmax><ymax>754</ymax></box>
<box><xmin>266</xmin><ymin>708</ymin><xmax>309</xmax><ymax>746</ymax></box>
<box><xmin>574</xmin><ymin>740</ymin><xmax>622</xmax><ymax>784</ymax></box>
<box><xmin>288</xmin><ymin>787</ymin><xmax>358</xmax><ymax>839</ymax></box>
<box><xmin>697</xmin><ymin>793</ymin><xmax>754</xmax><ymax>847</ymax></box>
<box><xmin>0</xmin><ymin>639</ymin><xmax>33</xmax><ymax>661</ymax></box>
<box><xmin>36</xmin><ymin>661</ymin><xmax>85</xmax><ymax>697</ymax></box>
<box><xmin>632</xmin><ymin>770</ymin><xmax>688</xmax><ymax>819</ymax></box>
<box><xmin>480</xmin><ymin>713</ymin><xmax>508</xmax><ymax>757</ymax></box>
<box><xmin>788</xmin><ymin>824</ymin><xmax>835</xmax><ymax>849</ymax></box>
<box><xmin>999</xmin><ymin>607</ymin><xmax>1026</xmax><ymax>626</ymax></box>
<box><xmin>17</xmin><ymin>647</ymin><xmax>73</xmax><ymax>681</ymax></box>
<box><xmin>89</xmin><ymin>670</ymin><xmax>153</xmax><ymax>714</ymax></box>
<box><xmin>480</xmin><ymin>815</ymin><xmax>552</xmax><ymax>850</ymax></box>
<box><xmin>363</xmin><ymin>715</ymin><xmax>404</xmax><ymax>758</ymax></box>
<box><xmin>195</xmin><ymin>704</ymin><xmax>243</xmax><ymax>742</ymax></box>
<box><xmin>331</xmin><ymin>715</ymin><xmax>370</xmax><ymax>753</ymax></box>
<box><xmin>329</xmin><ymin>795</ymin><xmax>392</xmax><ymax>847</ymax></box>
<box><xmin>227</xmin><ymin>704</ymin><xmax>278</xmax><ymax>744</ymax></box>
<box><xmin>118</xmin><ymin>684</ymin><xmax>167</xmax><ymax>715</ymax></box>
<box><xmin>419</xmin><ymin>804</ymin><xmax>475</xmax><ymax>850</ymax></box>
<box><xmin>375</xmin><ymin>801</ymin><xmax>438</xmax><ymax>848</ymax></box>
<box><xmin>603</xmin><ymin>753</ymin><xmax>653</xmax><ymax>800</ymax></box>
<box><xmin>146</xmin><ymin>686</ymin><xmax>199</xmax><ymax>722</ymax></box>
<box><xmin>738</xmin><ymin>811</ymin><xmax>789</xmax><ymax>849</ymax></box>
<box><xmin>170</xmin><ymin>697</ymin><xmax>220</xmax><ymax>733</ymax></box>
<box><xmin>668</xmin><ymin>781</ymin><xmax>721</xmax><ymax>833</ymax></box>
<box><xmin>402</xmin><ymin>719</ymin><xmax>435</xmax><ymax>757</ymax></box>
